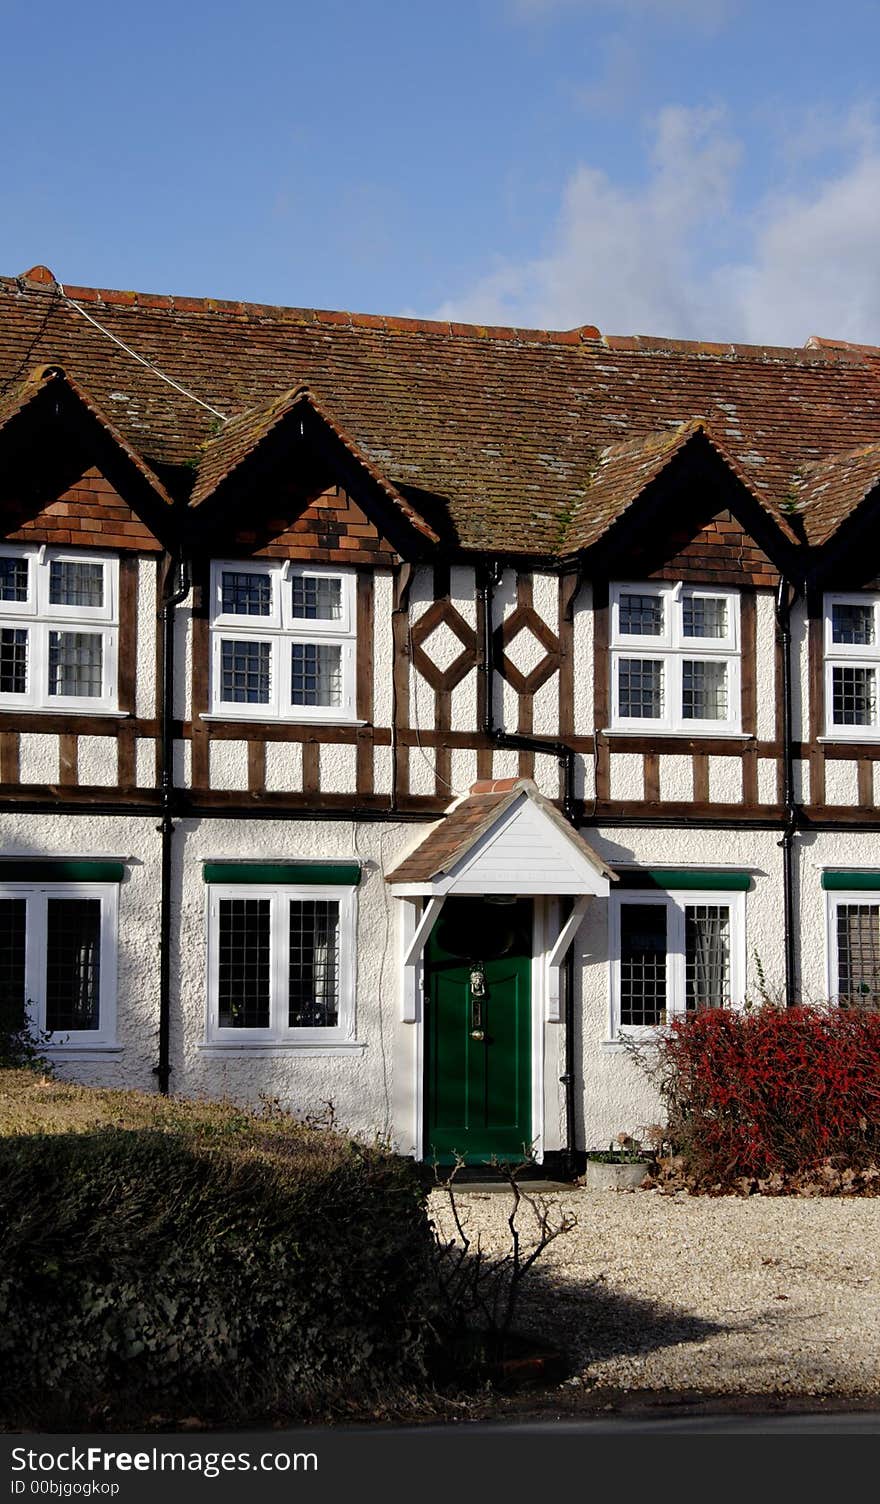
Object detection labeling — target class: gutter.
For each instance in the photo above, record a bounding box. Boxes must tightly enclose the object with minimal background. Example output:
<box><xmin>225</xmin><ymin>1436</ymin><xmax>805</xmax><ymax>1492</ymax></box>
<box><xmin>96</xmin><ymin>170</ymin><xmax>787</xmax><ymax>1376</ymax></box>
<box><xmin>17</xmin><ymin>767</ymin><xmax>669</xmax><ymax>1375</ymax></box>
<box><xmin>477</xmin><ymin>562</ymin><xmax>580</xmax><ymax>1176</ymax></box>
<box><xmin>155</xmin><ymin>554</ymin><xmax>191</xmax><ymax>1094</ymax></box>
<box><xmin>775</xmin><ymin>574</ymin><xmax>800</xmax><ymax>1006</ymax></box>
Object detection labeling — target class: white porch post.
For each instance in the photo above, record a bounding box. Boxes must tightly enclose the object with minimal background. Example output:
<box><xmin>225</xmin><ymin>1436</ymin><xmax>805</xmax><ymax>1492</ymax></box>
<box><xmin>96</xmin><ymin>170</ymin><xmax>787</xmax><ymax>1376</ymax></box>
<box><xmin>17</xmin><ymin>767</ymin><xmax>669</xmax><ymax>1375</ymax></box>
<box><xmin>546</xmin><ymin>895</ymin><xmax>591</xmax><ymax>1021</ymax></box>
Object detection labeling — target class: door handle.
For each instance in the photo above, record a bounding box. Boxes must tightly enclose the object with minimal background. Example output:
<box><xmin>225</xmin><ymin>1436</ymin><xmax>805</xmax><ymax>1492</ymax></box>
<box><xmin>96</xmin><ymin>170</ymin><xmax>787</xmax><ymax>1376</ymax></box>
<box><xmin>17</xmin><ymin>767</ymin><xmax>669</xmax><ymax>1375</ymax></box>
<box><xmin>470</xmin><ymin>1029</ymin><xmax>485</xmax><ymax>1041</ymax></box>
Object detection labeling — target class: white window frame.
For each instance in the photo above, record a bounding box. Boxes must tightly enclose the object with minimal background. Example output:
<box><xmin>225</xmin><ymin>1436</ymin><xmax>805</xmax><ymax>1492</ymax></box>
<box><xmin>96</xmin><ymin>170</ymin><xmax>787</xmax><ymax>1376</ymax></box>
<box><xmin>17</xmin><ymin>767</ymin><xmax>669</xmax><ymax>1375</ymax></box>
<box><xmin>823</xmin><ymin>593</ymin><xmax>880</xmax><ymax>740</ymax></box>
<box><xmin>0</xmin><ymin>881</ymin><xmax>118</xmax><ymax>1048</ymax></box>
<box><xmin>208</xmin><ymin>560</ymin><xmax>356</xmax><ymax>722</ymax></box>
<box><xmin>609</xmin><ymin>888</ymin><xmax>746</xmax><ymax>1038</ymax></box>
<box><xmin>609</xmin><ymin>581</ymin><xmax>741</xmax><ymax>734</ymax></box>
<box><xmin>205</xmin><ymin>883</ymin><xmax>357</xmax><ymax>1046</ymax></box>
<box><xmin>825</xmin><ymin>890</ymin><xmax>880</xmax><ymax>1005</ymax></box>
<box><xmin>0</xmin><ymin>544</ymin><xmax>119</xmax><ymax>713</ymax></box>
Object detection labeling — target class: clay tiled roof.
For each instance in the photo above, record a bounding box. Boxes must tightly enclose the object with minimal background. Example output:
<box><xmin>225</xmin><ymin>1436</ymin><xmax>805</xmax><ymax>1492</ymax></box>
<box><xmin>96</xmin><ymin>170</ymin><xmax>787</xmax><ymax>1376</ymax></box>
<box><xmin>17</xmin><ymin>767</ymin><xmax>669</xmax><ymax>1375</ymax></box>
<box><xmin>793</xmin><ymin>443</ymin><xmax>880</xmax><ymax>546</ymax></box>
<box><xmin>564</xmin><ymin>419</ymin><xmax>800</xmax><ymax>552</ymax></box>
<box><xmin>190</xmin><ymin>382</ymin><xmax>439</xmax><ymax>542</ymax></box>
<box><xmin>1</xmin><ymin>268</ymin><xmax>880</xmax><ymax>555</ymax></box>
<box><xmin>0</xmin><ymin>360</ymin><xmax>173</xmax><ymax>508</ymax></box>
<box><xmin>385</xmin><ymin>777</ymin><xmax>614</xmax><ymax>885</ymax></box>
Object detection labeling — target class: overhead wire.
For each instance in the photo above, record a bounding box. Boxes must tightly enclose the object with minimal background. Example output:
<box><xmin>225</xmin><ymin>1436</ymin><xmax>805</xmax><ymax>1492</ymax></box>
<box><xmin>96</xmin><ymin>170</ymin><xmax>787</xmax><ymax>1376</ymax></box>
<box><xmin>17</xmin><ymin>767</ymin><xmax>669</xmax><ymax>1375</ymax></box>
<box><xmin>55</xmin><ymin>281</ymin><xmax>228</xmax><ymax>422</ymax></box>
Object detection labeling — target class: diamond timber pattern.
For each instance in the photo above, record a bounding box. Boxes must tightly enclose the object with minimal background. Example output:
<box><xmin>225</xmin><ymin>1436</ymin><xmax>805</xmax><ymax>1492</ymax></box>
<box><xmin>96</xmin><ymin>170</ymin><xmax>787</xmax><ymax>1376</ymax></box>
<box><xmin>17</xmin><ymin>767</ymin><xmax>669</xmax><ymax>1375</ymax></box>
<box><xmin>410</xmin><ymin>599</ymin><xmax>477</xmax><ymax>692</ymax></box>
<box><xmin>496</xmin><ymin>604</ymin><xmax>560</xmax><ymax>694</ymax></box>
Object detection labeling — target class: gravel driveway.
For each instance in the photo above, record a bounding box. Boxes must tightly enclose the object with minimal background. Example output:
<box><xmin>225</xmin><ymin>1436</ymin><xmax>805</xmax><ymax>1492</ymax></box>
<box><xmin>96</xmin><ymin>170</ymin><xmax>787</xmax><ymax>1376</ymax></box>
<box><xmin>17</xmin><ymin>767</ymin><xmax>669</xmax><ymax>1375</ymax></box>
<box><xmin>428</xmin><ymin>1187</ymin><xmax>880</xmax><ymax>1395</ymax></box>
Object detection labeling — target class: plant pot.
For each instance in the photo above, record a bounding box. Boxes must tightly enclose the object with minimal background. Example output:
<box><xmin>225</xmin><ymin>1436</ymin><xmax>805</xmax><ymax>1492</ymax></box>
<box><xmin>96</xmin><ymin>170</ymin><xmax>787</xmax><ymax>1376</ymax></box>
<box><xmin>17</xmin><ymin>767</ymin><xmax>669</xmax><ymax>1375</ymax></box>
<box><xmin>584</xmin><ymin>1158</ymin><xmax>650</xmax><ymax>1191</ymax></box>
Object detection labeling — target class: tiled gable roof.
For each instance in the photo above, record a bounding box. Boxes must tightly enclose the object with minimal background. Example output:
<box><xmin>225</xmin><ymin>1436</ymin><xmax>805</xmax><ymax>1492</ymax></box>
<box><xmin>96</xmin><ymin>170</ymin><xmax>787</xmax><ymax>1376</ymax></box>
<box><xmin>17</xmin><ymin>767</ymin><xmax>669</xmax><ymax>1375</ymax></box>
<box><xmin>563</xmin><ymin>419</ymin><xmax>800</xmax><ymax>553</ymax></box>
<box><xmin>190</xmin><ymin>382</ymin><xmax>439</xmax><ymax>543</ymax></box>
<box><xmin>0</xmin><ymin>360</ymin><xmax>174</xmax><ymax>509</ymax></box>
<box><xmin>1</xmin><ymin>269</ymin><xmax>880</xmax><ymax>556</ymax></box>
<box><xmin>793</xmin><ymin>443</ymin><xmax>880</xmax><ymax>546</ymax></box>
<box><xmin>385</xmin><ymin>777</ymin><xmax>614</xmax><ymax>885</ymax></box>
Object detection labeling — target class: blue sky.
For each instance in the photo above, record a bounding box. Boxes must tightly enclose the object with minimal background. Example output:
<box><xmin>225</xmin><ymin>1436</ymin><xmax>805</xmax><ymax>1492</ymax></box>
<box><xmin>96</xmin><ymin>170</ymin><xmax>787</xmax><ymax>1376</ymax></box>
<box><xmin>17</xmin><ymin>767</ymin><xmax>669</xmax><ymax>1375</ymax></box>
<box><xmin>4</xmin><ymin>0</ymin><xmax>880</xmax><ymax>343</ymax></box>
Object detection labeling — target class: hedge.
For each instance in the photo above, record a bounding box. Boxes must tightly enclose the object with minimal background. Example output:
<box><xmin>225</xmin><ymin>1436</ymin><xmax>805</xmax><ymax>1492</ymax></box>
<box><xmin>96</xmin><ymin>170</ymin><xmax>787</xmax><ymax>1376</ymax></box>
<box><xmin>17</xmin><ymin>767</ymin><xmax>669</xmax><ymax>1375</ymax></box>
<box><xmin>0</xmin><ymin>1075</ymin><xmax>436</xmax><ymax>1426</ymax></box>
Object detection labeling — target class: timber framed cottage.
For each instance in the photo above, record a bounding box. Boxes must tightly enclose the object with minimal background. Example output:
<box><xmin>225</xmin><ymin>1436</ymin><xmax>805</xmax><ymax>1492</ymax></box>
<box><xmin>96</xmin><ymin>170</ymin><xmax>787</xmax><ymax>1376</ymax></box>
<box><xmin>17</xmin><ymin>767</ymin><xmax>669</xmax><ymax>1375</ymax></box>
<box><xmin>2</xmin><ymin>263</ymin><xmax>880</xmax><ymax>1169</ymax></box>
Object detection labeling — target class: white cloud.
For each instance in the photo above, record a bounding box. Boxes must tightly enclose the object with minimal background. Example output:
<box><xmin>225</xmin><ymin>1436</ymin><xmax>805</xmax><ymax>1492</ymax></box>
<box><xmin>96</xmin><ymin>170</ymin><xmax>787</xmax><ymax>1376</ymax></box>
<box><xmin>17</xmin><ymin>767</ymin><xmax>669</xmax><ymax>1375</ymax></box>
<box><xmin>426</xmin><ymin>106</ymin><xmax>880</xmax><ymax>346</ymax></box>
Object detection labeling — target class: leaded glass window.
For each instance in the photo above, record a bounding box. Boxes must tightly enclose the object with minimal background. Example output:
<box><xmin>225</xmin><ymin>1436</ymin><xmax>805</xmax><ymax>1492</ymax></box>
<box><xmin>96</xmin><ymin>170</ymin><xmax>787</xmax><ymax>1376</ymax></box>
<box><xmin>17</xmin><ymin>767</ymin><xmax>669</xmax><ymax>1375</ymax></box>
<box><xmin>619</xmin><ymin>904</ymin><xmax>667</xmax><ymax>1027</ymax></box>
<box><xmin>49</xmin><ymin>560</ymin><xmax>104</xmax><ymax>609</ymax></box>
<box><xmin>0</xmin><ymin>629</ymin><xmax>27</xmax><ymax>695</ymax></box>
<box><xmin>220</xmin><ymin>639</ymin><xmax>271</xmax><ymax>704</ymax></box>
<box><xmin>217</xmin><ymin>898</ymin><xmax>271</xmax><ymax>1029</ymax></box>
<box><xmin>832</xmin><ymin>665</ymin><xmax>875</xmax><ymax>726</ymax></box>
<box><xmin>291</xmin><ymin>643</ymin><xmax>342</xmax><ymax>707</ymax></box>
<box><xmin>45</xmin><ymin>898</ymin><xmax>102</xmax><ymax>1032</ymax></box>
<box><xmin>836</xmin><ymin>903</ymin><xmax>880</xmax><ymax>1007</ymax></box>
<box><xmin>685</xmin><ymin>905</ymin><xmax>731</xmax><ymax>1010</ymax></box>
<box><xmin>221</xmin><ymin>570</ymin><xmax>272</xmax><ymax>616</ymax></box>
<box><xmin>48</xmin><ymin>631</ymin><xmax>103</xmax><ymax>698</ymax></box>
<box><xmin>618</xmin><ymin>658</ymin><xmax>663</xmax><ymax>719</ymax></box>
<box><xmin>288</xmin><ymin>900</ymin><xmax>339</xmax><ymax>1027</ymax></box>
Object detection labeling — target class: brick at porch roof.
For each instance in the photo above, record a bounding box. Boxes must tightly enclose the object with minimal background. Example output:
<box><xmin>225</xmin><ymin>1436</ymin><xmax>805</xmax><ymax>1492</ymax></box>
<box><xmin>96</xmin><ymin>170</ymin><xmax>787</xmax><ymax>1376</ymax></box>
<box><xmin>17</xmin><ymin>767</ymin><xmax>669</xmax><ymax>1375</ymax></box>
<box><xmin>3</xmin><ymin>269</ymin><xmax>880</xmax><ymax>554</ymax></box>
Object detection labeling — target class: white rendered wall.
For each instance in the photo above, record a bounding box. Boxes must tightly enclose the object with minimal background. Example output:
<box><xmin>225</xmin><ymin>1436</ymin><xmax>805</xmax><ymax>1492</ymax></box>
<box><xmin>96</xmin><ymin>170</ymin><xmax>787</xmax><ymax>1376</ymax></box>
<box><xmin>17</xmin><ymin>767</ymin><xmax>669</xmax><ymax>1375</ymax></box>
<box><xmin>755</xmin><ymin>590</ymin><xmax>777</xmax><ymax>742</ymax></box>
<box><xmin>577</xmin><ymin>825</ymin><xmax>789</xmax><ymax>1148</ymax></box>
<box><xmin>135</xmin><ymin>557</ymin><xmax>158</xmax><ymax>721</ymax></box>
<box><xmin>174</xmin><ymin>816</ymin><xmax>426</xmax><ymax>1146</ymax></box>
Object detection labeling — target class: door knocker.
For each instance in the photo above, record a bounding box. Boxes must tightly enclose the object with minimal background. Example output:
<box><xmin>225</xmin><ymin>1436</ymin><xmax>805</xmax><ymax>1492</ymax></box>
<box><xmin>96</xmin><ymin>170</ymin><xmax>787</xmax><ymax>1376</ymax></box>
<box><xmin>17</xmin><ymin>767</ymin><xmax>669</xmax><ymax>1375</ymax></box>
<box><xmin>469</xmin><ymin>963</ymin><xmax>487</xmax><ymax>1040</ymax></box>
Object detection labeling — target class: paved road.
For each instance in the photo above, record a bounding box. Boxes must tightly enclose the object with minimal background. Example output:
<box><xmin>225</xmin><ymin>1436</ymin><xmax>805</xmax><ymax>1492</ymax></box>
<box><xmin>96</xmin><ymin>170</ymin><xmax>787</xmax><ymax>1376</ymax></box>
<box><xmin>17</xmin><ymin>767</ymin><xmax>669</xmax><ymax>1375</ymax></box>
<box><xmin>355</xmin><ymin>1410</ymin><xmax>880</xmax><ymax>1434</ymax></box>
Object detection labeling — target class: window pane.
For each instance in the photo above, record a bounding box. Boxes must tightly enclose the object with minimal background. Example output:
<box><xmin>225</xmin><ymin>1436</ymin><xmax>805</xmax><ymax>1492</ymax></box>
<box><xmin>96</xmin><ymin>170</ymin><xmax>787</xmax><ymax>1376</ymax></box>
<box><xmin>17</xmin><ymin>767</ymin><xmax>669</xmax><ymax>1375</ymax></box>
<box><xmin>217</xmin><ymin>898</ymin><xmax>271</xmax><ymax>1028</ymax></box>
<box><xmin>685</xmin><ymin>905</ymin><xmax>730</xmax><ymax>1010</ymax></box>
<box><xmin>48</xmin><ymin>632</ymin><xmax>103</xmax><ymax>698</ymax></box>
<box><xmin>0</xmin><ymin>628</ymin><xmax>27</xmax><ymax>695</ymax></box>
<box><xmin>683</xmin><ymin>660</ymin><xmax>728</xmax><ymax>720</ymax></box>
<box><xmin>620</xmin><ymin>904</ymin><xmax>666</xmax><ymax>1026</ymax></box>
<box><xmin>289</xmin><ymin>899</ymin><xmax>339</xmax><ymax>1028</ymax></box>
<box><xmin>45</xmin><ymin>898</ymin><xmax>101</xmax><ymax>1032</ymax></box>
<box><xmin>0</xmin><ymin>556</ymin><xmax>29</xmax><ymax>603</ymax></box>
<box><xmin>619</xmin><ymin>593</ymin><xmax>663</xmax><ymax>635</ymax></box>
<box><xmin>291</xmin><ymin>643</ymin><xmax>342</xmax><ymax>707</ymax></box>
<box><xmin>49</xmin><ymin>561</ymin><xmax>104</xmax><ymax>609</ymax></box>
<box><xmin>291</xmin><ymin>575</ymin><xmax>342</xmax><ymax>621</ymax></box>
<box><xmin>832</xmin><ymin>602</ymin><xmax>874</xmax><ymax>647</ymax></box>
<box><xmin>220</xmin><ymin>639</ymin><xmax>271</xmax><ymax>704</ymax></box>
<box><xmin>0</xmin><ymin>898</ymin><xmax>27</xmax><ymax>1023</ymax></box>
<box><xmin>837</xmin><ymin>904</ymin><xmax>880</xmax><ymax>1007</ymax></box>
<box><xmin>618</xmin><ymin>658</ymin><xmax>663</xmax><ymax>718</ymax></box>
<box><xmin>221</xmin><ymin>570</ymin><xmax>271</xmax><ymax>616</ymax></box>
<box><xmin>683</xmin><ymin>596</ymin><xmax>727</xmax><ymax>639</ymax></box>
<box><xmin>832</xmin><ymin>665</ymin><xmax>876</xmax><ymax>726</ymax></box>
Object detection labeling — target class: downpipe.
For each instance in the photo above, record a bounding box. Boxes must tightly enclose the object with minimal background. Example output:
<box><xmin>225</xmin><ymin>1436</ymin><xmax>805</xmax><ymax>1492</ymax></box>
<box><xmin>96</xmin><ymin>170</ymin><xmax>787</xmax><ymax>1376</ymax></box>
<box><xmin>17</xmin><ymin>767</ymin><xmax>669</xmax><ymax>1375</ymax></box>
<box><xmin>775</xmin><ymin>575</ymin><xmax>800</xmax><ymax>1007</ymax></box>
<box><xmin>477</xmin><ymin>564</ymin><xmax>580</xmax><ymax>1176</ymax></box>
<box><xmin>155</xmin><ymin>555</ymin><xmax>191</xmax><ymax>1095</ymax></box>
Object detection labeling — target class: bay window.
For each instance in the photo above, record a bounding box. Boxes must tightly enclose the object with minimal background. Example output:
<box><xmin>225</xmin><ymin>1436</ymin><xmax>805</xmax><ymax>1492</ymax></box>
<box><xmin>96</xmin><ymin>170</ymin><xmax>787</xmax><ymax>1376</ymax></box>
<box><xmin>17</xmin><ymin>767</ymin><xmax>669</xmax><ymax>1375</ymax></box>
<box><xmin>610</xmin><ymin>582</ymin><xmax>741</xmax><ymax>733</ymax></box>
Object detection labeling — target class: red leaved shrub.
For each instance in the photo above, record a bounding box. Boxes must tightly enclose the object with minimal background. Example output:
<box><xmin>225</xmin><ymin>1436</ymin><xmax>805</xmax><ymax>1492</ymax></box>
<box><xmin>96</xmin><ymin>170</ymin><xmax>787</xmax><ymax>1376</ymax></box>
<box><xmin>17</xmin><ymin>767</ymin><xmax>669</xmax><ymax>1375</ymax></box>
<box><xmin>647</xmin><ymin>1005</ymin><xmax>880</xmax><ymax>1188</ymax></box>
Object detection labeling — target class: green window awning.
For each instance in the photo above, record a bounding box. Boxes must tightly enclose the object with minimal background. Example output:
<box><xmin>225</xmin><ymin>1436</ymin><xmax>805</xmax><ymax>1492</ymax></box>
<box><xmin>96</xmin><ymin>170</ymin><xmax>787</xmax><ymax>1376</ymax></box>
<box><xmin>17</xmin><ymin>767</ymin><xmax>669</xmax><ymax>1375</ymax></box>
<box><xmin>0</xmin><ymin>860</ymin><xmax>125</xmax><ymax>882</ymax></box>
<box><xmin>203</xmin><ymin>861</ymin><xmax>361</xmax><ymax>886</ymax></box>
<box><xmin>617</xmin><ymin>868</ymin><xmax>751</xmax><ymax>891</ymax></box>
<box><xmin>821</xmin><ymin>871</ymin><xmax>880</xmax><ymax>891</ymax></box>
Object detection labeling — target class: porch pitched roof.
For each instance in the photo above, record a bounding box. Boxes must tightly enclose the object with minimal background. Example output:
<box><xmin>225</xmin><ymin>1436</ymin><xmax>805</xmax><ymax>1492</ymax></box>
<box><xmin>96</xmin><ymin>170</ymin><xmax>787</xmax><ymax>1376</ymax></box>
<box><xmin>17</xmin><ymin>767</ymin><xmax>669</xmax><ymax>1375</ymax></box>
<box><xmin>385</xmin><ymin>778</ymin><xmax>616</xmax><ymax>895</ymax></box>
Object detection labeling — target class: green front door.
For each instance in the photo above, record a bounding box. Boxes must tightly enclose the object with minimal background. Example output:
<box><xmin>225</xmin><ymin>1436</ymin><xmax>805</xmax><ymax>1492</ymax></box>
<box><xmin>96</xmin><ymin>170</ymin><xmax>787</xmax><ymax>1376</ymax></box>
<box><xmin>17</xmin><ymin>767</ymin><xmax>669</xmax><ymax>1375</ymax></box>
<box><xmin>424</xmin><ymin>897</ymin><xmax>532</xmax><ymax>1165</ymax></box>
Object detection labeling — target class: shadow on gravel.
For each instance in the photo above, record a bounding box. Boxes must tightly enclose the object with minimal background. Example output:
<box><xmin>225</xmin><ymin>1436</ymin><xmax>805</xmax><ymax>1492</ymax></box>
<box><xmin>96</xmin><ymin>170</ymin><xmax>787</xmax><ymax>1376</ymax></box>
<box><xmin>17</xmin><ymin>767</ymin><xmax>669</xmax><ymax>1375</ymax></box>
<box><xmin>510</xmin><ymin>1266</ymin><xmax>737</xmax><ymax>1373</ymax></box>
